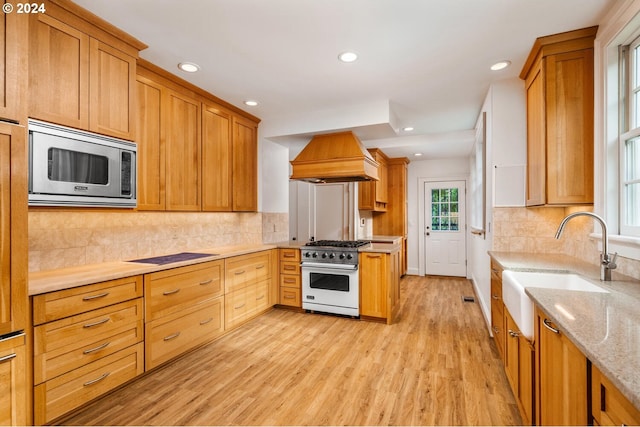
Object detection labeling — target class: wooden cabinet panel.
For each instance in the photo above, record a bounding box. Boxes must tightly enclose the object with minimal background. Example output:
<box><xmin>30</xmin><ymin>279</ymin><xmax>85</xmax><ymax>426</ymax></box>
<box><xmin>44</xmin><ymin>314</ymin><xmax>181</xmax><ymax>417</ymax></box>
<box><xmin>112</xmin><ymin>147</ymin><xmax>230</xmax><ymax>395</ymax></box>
<box><xmin>32</xmin><ymin>275</ymin><xmax>143</xmax><ymax>325</ymax></box>
<box><xmin>232</xmin><ymin>116</ymin><xmax>258</xmax><ymax>211</ymax></box>
<box><xmin>165</xmin><ymin>90</ymin><xmax>201</xmax><ymax>211</ymax></box>
<box><xmin>360</xmin><ymin>250</ymin><xmax>400</xmax><ymax>324</ymax></box>
<box><xmin>490</xmin><ymin>261</ymin><xmax>505</xmax><ymax>359</ymax></box>
<box><xmin>359</xmin><ymin>149</ymin><xmax>389</xmax><ymax>211</ymax></box>
<box><xmin>34</xmin><ymin>342</ymin><xmax>144</xmax><ymax>425</ymax></box>
<box><xmin>0</xmin><ymin>333</ymin><xmax>27</xmax><ymax>426</ymax></box>
<box><xmin>225</xmin><ymin>287</ymin><xmax>248</xmax><ymax>328</ymax></box>
<box><xmin>145</xmin><ymin>297</ymin><xmax>224</xmax><ymax>370</ymax></box>
<box><xmin>525</xmin><ymin>63</ymin><xmax>546</xmax><ymax>206</ymax></box>
<box><xmin>135</xmin><ymin>76</ymin><xmax>165</xmax><ymax>210</ymax></box>
<box><xmin>0</xmin><ymin>4</ymin><xmax>27</xmax><ymax>122</ymax></box>
<box><xmin>592</xmin><ymin>364</ymin><xmax>640</xmax><ymax>426</ymax></box>
<box><xmin>225</xmin><ymin>252</ymin><xmax>271</xmax><ymax>293</ymax></box>
<box><xmin>202</xmin><ymin>104</ymin><xmax>233</xmax><ymax>211</ymax></box>
<box><xmin>536</xmin><ymin>307</ymin><xmax>588</xmax><ymax>426</ymax></box>
<box><xmin>29</xmin><ymin>13</ymin><xmax>90</xmax><ymax>129</ymax></box>
<box><xmin>33</xmin><ymin>299</ymin><xmax>143</xmax><ymax>385</ymax></box>
<box><xmin>89</xmin><ymin>39</ymin><xmax>136</xmax><ymax>139</ymax></box>
<box><xmin>279</xmin><ymin>286</ymin><xmax>301</xmax><ymax>307</ymax></box>
<box><xmin>144</xmin><ymin>260</ymin><xmax>224</xmax><ymax>322</ymax></box>
<box><xmin>278</xmin><ymin>248</ymin><xmax>301</xmax><ymax>308</ymax></box>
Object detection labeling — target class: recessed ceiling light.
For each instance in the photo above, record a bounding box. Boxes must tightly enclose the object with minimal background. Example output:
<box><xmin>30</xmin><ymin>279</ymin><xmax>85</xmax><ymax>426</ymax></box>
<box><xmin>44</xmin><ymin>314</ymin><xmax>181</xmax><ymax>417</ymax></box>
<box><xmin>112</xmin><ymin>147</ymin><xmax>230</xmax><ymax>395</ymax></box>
<box><xmin>244</xmin><ymin>100</ymin><xmax>258</xmax><ymax>106</ymax></box>
<box><xmin>490</xmin><ymin>60</ymin><xmax>511</xmax><ymax>71</ymax></box>
<box><xmin>403</xmin><ymin>127</ymin><xmax>414</xmax><ymax>132</ymax></box>
<box><xmin>177</xmin><ymin>62</ymin><xmax>200</xmax><ymax>73</ymax></box>
<box><xmin>338</xmin><ymin>51</ymin><xmax>358</xmax><ymax>63</ymax></box>
<box><xmin>414</xmin><ymin>152</ymin><xmax>423</xmax><ymax>157</ymax></box>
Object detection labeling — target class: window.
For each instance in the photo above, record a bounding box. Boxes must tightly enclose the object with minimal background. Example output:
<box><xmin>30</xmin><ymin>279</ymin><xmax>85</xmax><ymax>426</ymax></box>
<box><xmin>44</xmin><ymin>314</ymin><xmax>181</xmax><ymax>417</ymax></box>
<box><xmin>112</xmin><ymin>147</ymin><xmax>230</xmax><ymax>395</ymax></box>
<box><xmin>431</xmin><ymin>188</ymin><xmax>459</xmax><ymax>231</ymax></box>
<box><xmin>619</xmin><ymin>37</ymin><xmax>640</xmax><ymax>237</ymax></box>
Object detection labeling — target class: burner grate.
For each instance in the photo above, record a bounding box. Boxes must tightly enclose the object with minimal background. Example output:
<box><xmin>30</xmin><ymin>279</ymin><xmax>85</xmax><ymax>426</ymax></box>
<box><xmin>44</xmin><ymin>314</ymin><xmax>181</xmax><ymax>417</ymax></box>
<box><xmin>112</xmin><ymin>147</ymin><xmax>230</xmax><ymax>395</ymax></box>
<box><xmin>305</xmin><ymin>240</ymin><xmax>370</xmax><ymax>248</ymax></box>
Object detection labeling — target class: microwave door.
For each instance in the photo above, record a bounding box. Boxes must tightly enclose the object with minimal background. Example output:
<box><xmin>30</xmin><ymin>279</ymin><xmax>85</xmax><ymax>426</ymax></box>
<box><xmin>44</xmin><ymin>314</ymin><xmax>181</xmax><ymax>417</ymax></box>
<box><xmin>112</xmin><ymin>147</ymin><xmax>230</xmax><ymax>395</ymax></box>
<box><xmin>30</xmin><ymin>132</ymin><xmax>122</xmax><ymax>198</ymax></box>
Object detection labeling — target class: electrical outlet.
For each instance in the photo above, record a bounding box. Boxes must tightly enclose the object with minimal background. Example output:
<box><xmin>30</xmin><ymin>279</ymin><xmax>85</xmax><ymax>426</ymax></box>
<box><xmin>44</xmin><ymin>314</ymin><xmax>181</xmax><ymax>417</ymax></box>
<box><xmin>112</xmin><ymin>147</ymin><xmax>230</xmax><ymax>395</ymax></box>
<box><xmin>360</xmin><ymin>218</ymin><xmax>365</xmax><ymax>227</ymax></box>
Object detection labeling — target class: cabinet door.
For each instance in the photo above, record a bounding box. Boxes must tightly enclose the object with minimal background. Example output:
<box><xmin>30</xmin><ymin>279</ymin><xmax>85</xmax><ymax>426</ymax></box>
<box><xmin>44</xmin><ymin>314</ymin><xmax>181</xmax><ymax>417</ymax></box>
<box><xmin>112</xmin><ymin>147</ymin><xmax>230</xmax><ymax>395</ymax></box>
<box><xmin>29</xmin><ymin>13</ymin><xmax>89</xmax><ymax>129</ymax></box>
<box><xmin>0</xmin><ymin>123</ymin><xmax>26</xmax><ymax>336</ymax></box>
<box><xmin>0</xmin><ymin>4</ymin><xmax>27</xmax><ymax>122</ymax></box>
<box><xmin>0</xmin><ymin>334</ymin><xmax>27</xmax><ymax>426</ymax></box>
<box><xmin>164</xmin><ymin>90</ymin><xmax>201</xmax><ymax>211</ymax></box>
<box><xmin>536</xmin><ymin>308</ymin><xmax>588</xmax><ymax>425</ymax></box>
<box><xmin>359</xmin><ymin>252</ymin><xmax>388</xmax><ymax>318</ymax></box>
<box><xmin>135</xmin><ymin>76</ymin><xmax>165</xmax><ymax>210</ymax></box>
<box><xmin>202</xmin><ymin>104</ymin><xmax>232</xmax><ymax>211</ymax></box>
<box><xmin>89</xmin><ymin>39</ymin><xmax>136</xmax><ymax>140</ymax></box>
<box><xmin>545</xmin><ymin>49</ymin><xmax>594</xmax><ymax>205</ymax></box>
<box><xmin>232</xmin><ymin>116</ymin><xmax>257</xmax><ymax>211</ymax></box>
<box><xmin>504</xmin><ymin>310</ymin><xmax>520</xmax><ymax>394</ymax></box>
<box><xmin>525</xmin><ymin>60</ymin><xmax>546</xmax><ymax>206</ymax></box>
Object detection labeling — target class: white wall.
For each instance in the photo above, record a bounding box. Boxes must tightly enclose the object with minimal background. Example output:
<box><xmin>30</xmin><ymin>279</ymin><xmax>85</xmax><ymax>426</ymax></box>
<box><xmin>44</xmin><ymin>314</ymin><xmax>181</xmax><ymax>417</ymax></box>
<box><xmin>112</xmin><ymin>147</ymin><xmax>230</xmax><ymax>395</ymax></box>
<box><xmin>407</xmin><ymin>157</ymin><xmax>470</xmax><ymax>275</ymax></box>
<box><xmin>259</xmin><ymin>135</ymin><xmax>290</xmax><ymax>213</ymax></box>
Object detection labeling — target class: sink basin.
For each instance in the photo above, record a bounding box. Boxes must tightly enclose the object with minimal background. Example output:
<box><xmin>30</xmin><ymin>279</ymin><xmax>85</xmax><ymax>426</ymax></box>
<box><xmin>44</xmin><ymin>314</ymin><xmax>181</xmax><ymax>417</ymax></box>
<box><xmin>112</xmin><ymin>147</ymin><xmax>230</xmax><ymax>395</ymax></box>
<box><xmin>501</xmin><ymin>271</ymin><xmax>608</xmax><ymax>340</ymax></box>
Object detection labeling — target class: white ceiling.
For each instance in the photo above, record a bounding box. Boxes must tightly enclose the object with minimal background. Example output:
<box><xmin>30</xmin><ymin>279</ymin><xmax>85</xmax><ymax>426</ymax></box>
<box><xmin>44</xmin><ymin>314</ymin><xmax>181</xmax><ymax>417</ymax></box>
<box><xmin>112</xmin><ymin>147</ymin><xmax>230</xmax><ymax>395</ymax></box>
<box><xmin>74</xmin><ymin>0</ymin><xmax>615</xmax><ymax>159</ymax></box>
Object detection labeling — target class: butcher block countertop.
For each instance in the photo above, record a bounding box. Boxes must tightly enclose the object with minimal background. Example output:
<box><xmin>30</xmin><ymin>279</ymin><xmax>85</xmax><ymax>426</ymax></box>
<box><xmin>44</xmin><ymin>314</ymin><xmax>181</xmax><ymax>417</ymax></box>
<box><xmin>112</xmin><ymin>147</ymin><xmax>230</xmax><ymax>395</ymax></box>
<box><xmin>29</xmin><ymin>244</ymin><xmax>276</xmax><ymax>296</ymax></box>
<box><xmin>489</xmin><ymin>251</ymin><xmax>640</xmax><ymax>411</ymax></box>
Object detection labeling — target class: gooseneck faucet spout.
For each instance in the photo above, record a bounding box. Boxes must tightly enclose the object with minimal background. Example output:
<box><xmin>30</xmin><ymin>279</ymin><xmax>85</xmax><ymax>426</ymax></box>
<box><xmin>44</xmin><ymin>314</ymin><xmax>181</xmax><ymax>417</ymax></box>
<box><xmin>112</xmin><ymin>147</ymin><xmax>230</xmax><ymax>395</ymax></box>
<box><xmin>555</xmin><ymin>212</ymin><xmax>617</xmax><ymax>281</ymax></box>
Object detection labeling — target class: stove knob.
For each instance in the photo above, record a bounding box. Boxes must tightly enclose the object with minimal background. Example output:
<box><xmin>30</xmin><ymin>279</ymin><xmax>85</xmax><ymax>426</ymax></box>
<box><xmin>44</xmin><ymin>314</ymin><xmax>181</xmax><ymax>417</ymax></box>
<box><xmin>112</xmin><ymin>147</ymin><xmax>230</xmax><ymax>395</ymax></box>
<box><xmin>329</xmin><ymin>253</ymin><xmax>335</xmax><ymax>259</ymax></box>
<box><xmin>339</xmin><ymin>253</ymin><xmax>345</xmax><ymax>260</ymax></box>
<box><xmin>347</xmin><ymin>254</ymin><xmax>353</xmax><ymax>260</ymax></box>
<box><xmin>312</xmin><ymin>252</ymin><xmax>318</xmax><ymax>258</ymax></box>
<box><xmin>321</xmin><ymin>253</ymin><xmax>327</xmax><ymax>259</ymax></box>
<box><xmin>304</xmin><ymin>252</ymin><xmax>310</xmax><ymax>258</ymax></box>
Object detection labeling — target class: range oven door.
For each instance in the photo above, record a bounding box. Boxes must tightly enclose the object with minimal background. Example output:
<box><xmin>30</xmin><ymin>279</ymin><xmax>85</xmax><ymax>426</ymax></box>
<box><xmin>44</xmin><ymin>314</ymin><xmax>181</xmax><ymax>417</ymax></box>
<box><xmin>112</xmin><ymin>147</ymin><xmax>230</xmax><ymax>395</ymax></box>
<box><xmin>301</xmin><ymin>262</ymin><xmax>359</xmax><ymax>317</ymax></box>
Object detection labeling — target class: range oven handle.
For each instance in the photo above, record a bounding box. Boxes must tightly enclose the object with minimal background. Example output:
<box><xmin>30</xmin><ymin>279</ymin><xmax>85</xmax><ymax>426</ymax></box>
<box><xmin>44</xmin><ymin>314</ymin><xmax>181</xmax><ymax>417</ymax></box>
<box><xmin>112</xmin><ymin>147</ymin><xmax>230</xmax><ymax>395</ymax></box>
<box><xmin>300</xmin><ymin>262</ymin><xmax>358</xmax><ymax>271</ymax></box>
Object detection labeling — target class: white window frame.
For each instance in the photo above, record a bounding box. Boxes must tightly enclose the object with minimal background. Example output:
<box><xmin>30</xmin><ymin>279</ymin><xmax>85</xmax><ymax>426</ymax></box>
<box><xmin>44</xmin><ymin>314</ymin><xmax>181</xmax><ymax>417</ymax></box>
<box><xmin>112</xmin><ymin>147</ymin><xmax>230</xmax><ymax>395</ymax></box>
<box><xmin>597</xmin><ymin>1</ymin><xmax>640</xmax><ymax>261</ymax></box>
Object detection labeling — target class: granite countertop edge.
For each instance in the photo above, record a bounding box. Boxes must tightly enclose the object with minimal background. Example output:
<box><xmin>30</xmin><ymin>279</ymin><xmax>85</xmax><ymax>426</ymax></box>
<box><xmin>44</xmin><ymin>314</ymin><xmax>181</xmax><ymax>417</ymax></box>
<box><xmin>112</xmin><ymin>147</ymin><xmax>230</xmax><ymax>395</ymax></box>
<box><xmin>488</xmin><ymin>251</ymin><xmax>640</xmax><ymax>410</ymax></box>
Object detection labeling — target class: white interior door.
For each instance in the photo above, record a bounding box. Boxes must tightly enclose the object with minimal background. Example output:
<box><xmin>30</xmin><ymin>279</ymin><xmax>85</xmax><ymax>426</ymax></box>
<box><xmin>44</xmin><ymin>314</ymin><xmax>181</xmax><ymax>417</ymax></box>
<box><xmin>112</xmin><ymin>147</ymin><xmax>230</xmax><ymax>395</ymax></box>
<box><xmin>424</xmin><ymin>181</ymin><xmax>467</xmax><ymax>277</ymax></box>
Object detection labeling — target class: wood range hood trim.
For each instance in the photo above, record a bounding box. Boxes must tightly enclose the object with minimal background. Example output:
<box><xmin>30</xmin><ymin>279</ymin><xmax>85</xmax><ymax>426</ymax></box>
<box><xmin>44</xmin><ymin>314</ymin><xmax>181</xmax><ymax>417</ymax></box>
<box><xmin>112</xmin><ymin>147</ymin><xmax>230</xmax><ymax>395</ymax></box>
<box><xmin>289</xmin><ymin>131</ymin><xmax>380</xmax><ymax>183</ymax></box>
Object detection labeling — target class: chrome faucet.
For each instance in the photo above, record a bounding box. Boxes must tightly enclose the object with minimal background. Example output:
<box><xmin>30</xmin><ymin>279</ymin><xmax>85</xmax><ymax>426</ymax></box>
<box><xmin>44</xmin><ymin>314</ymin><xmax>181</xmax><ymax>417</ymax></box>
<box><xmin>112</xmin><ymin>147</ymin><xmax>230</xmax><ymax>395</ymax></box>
<box><xmin>555</xmin><ymin>212</ymin><xmax>618</xmax><ymax>281</ymax></box>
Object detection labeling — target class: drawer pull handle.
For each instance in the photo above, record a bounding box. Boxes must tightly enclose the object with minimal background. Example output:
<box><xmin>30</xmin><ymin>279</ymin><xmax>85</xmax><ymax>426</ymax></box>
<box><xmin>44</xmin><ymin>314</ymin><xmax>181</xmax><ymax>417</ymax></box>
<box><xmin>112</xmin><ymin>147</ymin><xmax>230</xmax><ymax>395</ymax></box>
<box><xmin>0</xmin><ymin>353</ymin><xmax>16</xmax><ymax>364</ymax></box>
<box><xmin>83</xmin><ymin>318</ymin><xmax>109</xmax><ymax>328</ymax></box>
<box><xmin>492</xmin><ymin>294</ymin><xmax>500</xmax><ymax>300</ymax></box>
<box><xmin>508</xmin><ymin>329</ymin><xmax>520</xmax><ymax>338</ymax></box>
<box><xmin>492</xmin><ymin>326</ymin><xmax>499</xmax><ymax>334</ymax></box>
<box><xmin>542</xmin><ymin>318</ymin><xmax>560</xmax><ymax>334</ymax></box>
<box><xmin>283</xmin><ymin>278</ymin><xmax>296</xmax><ymax>283</ymax></box>
<box><xmin>256</xmin><ymin>264</ymin><xmax>265</xmax><ymax>269</ymax></box>
<box><xmin>284</xmin><ymin>295</ymin><xmax>295</xmax><ymax>300</ymax></box>
<box><xmin>256</xmin><ymin>295</ymin><xmax>265</xmax><ymax>301</ymax></box>
<box><xmin>283</xmin><ymin>253</ymin><xmax>295</xmax><ymax>258</ymax></box>
<box><xmin>234</xmin><ymin>303</ymin><xmax>246</xmax><ymax>309</ymax></box>
<box><xmin>235</xmin><ymin>270</ymin><xmax>246</xmax><ymax>275</ymax></box>
<box><xmin>83</xmin><ymin>292</ymin><xmax>109</xmax><ymax>301</ymax></box>
<box><xmin>83</xmin><ymin>342</ymin><xmax>110</xmax><ymax>355</ymax></box>
<box><xmin>163</xmin><ymin>332</ymin><xmax>181</xmax><ymax>341</ymax></box>
<box><xmin>199</xmin><ymin>279</ymin><xmax>213</xmax><ymax>286</ymax></box>
<box><xmin>200</xmin><ymin>318</ymin><xmax>214</xmax><ymax>325</ymax></box>
<box><xmin>83</xmin><ymin>372</ymin><xmax>110</xmax><ymax>387</ymax></box>
<box><xmin>163</xmin><ymin>288</ymin><xmax>180</xmax><ymax>296</ymax></box>
<box><xmin>284</xmin><ymin>265</ymin><xmax>296</xmax><ymax>271</ymax></box>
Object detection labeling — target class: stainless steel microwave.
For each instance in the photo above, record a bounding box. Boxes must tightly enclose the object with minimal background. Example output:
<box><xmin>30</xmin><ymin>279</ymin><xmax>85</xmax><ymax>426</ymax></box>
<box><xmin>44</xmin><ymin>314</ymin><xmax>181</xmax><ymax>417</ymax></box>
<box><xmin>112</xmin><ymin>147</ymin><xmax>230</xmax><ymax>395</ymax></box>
<box><xmin>28</xmin><ymin>120</ymin><xmax>137</xmax><ymax>207</ymax></box>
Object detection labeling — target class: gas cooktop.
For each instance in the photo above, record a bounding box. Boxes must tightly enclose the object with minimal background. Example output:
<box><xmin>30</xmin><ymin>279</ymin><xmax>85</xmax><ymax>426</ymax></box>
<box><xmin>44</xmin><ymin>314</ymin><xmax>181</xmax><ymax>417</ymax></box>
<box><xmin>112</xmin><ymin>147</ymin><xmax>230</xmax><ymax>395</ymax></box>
<box><xmin>304</xmin><ymin>240</ymin><xmax>370</xmax><ymax>249</ymax></box>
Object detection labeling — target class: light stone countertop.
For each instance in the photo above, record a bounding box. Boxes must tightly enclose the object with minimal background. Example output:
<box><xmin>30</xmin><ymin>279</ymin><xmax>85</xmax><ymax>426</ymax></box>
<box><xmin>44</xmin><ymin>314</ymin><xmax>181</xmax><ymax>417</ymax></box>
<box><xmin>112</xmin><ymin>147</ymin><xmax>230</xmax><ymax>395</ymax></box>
<box><xmin>29</xmin><ymin>244</ymin><xmax>277</xmax><ymax>296</ymax></box>
<box><xmin>489</xmin><ymin>251</ymin><xmax>640</xmax><ymax>411</ymax></box>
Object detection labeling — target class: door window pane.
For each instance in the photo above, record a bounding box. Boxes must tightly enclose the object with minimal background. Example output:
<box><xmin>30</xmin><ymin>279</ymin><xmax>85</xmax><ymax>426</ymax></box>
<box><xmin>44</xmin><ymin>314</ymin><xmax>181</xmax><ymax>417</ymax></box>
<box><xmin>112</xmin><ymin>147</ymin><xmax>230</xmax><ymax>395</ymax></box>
<box><xmin>431</xmin><ymin>187</ymin><xmax>460</xmax><ymax>232</ymax></box>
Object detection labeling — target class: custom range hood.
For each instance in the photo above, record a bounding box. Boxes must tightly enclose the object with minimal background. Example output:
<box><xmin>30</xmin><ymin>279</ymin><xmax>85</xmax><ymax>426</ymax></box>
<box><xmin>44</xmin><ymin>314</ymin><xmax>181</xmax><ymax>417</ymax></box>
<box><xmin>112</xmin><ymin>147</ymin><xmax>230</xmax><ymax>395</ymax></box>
<box><xmin>290</xmin><ymin>131</ymin><xmax>379</xmax><ymax>183</ymax></box>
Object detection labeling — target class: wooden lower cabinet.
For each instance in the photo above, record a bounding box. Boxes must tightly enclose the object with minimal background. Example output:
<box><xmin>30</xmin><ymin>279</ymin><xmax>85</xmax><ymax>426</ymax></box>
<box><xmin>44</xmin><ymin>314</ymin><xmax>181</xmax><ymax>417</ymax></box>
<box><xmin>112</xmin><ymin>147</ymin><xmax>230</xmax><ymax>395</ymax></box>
<box><xmin>34</xmin><ymin>343</ymin><xmax>143</xmax><ymax>425</ymax></box>
<box><xmin>535</xmin><ymin>306</ymin><xmax>588</xmax><ymax>426</ymax></box>
<box><xmin>225</xmin><ymin>280</ymin><xmax>270</xmax><ymax>330</ymax></box>
<box><xmin>504</xmin><ymin>309</ymin><xmax>534</xmax><ymax>425</ymax></box>
<box><xmin>145</xmin><ymin>297</ymin><xmax>224</xmax><ymax>370</ymax></box>
<box><xmin>0</xmin><ymin>333</ymin><xmax>27</xmax><ymax>426</ymax></box>
<box><xmin>279</xmin><ymin>248</ymin><xmax>301</xmax><ymax>308</ymax></box>
<box><xmin>359</xmin><ymin>250</ymin><xmax>400</xmax><ymax>324</ymax></box>
<box><xmin>490</xmin><ymin>261</ymin><xmax>505</xmax><ymax>360</ymax></box>
<box><xmin>591</xmin><ymin>364</ymin><xmax>640</xmax><ymax>426</ymax></box>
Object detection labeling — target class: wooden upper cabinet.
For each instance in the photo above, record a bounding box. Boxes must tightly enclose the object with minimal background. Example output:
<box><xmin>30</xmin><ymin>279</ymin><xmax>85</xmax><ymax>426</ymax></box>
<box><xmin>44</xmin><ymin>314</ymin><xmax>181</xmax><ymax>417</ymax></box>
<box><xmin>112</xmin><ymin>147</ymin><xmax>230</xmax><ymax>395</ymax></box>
<box><xmin>232</xmin><ymin>115</ymin><xmax>258</xmax><ymax>212</ymax></box>
<box><xmin>164</xmin><ymin>90</ymin><xmax>201</xmax><ymax>211</ymax></box>
<box><xmin>0</xmin><ymin>123</ymin><xmax>27</xmax><ymax>337</ymax></box>
<box><xmin>135</xmin><ymin>76</ymin><xmax>165</xmax><ymax>210</ymax></box>
<box><xmin>0</xmin><ymin>3</ymin><xmax>27</xmax><ymax>123</ymax></box>
<box><xmin>202</xmin><ymin>104</ymin><xmax>233</xmax><ymax>211</ymax></box>
<box><xmin>359</xmin><ymin>149</ymin><xmax>389</xmax><ymax>211</ymax></box>
<box><xmin>29</xmin><ymin>13</ymin><xmax>90</xmax><ymax>130</ymax></box>
<box><xmin>89</xmin><ymin>38</ymin><xmax>136</xmax><ymax>139</ymax></box>
<box><xmin>520</xmin><ymin>26</ymin><xmax>596</xmax><ymax>206</ymax></box>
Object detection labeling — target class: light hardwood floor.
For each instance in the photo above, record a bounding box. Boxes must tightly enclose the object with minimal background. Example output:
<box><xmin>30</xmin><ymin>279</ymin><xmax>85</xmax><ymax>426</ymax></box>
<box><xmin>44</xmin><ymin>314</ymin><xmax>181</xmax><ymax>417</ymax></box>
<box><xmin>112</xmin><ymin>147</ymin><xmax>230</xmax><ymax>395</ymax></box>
<box><xmin>60</xmin><ymin>275</ymin><xmax>522</xmax><ymax>426</ymax></box>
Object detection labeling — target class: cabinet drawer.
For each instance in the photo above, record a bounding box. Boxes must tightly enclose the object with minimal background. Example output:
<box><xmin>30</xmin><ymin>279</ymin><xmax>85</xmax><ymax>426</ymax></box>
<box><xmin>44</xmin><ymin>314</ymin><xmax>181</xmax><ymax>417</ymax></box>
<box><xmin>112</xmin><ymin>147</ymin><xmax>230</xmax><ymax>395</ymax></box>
<box><xmin>34</xmin><ymin>299</ymin><xmax>143</xmax><ymax>385</ymax></box>
<box><xmin>280</xmin><ymin>260</ymin><xmax>300</xmax><ymax>276</ymax></box>
<box><xmin>225</xmin><ymin>288</ymin><xmax>248</xmax><ymax>329</ymax></box>
<box><xmin>592</xmin><ymin>364</ymin><xmax>640</xmax><ymax>426</ymax></box>
<box><xmin>252</xmin><ymin>280</ymin><xmax>270</xmax><ymax>313</ymax></box>
<box><xmin>33</xmin><ymin>275</ymin><xmax>143</xmax><ymax>325</ymax></box>
<box><xmin>145</xmin><ymin>297</ymin><xmax>224</xmax><ymax>370</ymax></box>
<box><xmin>34</xmin><ymin>342</ymin><xmax>144</xmax><ymax>425</ymax></box>
<box><xmin>279</xmin><ymin>286</ymin><xmax>301</xmax><ymax>307</ymax></box>
<box><xmin>145</xmin><ymin>260</ymin><xmax>224</xmax><ymax>321</ymax></box>
<box><xmin>280</xmin><ymin>274</ymin><xmax>301</xmax><ymax>288</ymax></box>
<box><xmin>279</xmin><ymin>248</ymin><xmax>300</xmax><ymax>262</ymax></box>
<box><xmin>225</xmin><ymin>252</ymin><xmax>271</xmax><ymax>293</ymax></box>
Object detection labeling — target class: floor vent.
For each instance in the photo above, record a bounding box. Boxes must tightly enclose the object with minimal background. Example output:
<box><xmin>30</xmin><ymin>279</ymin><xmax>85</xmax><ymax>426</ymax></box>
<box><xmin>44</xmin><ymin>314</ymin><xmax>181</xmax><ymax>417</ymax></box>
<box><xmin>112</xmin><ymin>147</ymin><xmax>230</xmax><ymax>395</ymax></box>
<box><xmin>462</xmin><ymin>296</ymin><xmax>475</xmax><ymax>303</ymax></box>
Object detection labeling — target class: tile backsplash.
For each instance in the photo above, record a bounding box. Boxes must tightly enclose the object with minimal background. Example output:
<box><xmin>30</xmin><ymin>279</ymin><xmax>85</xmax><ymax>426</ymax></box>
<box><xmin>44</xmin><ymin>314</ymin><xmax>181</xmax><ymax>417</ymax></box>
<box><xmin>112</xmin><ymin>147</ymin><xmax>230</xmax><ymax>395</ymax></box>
<box><xmin>29</xmin><ymin>211</ymin><xmax>263</xmax><ymax>272</ymax></box>
<box><xmin>262</xmin><ymin>212</ymin><xmax>289</xmax><ymax>243</ymax></box>
<box><xmin>493</xmin><ymin>206</ymin><xmax>640</xmax><ymax>281</ymax></box>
